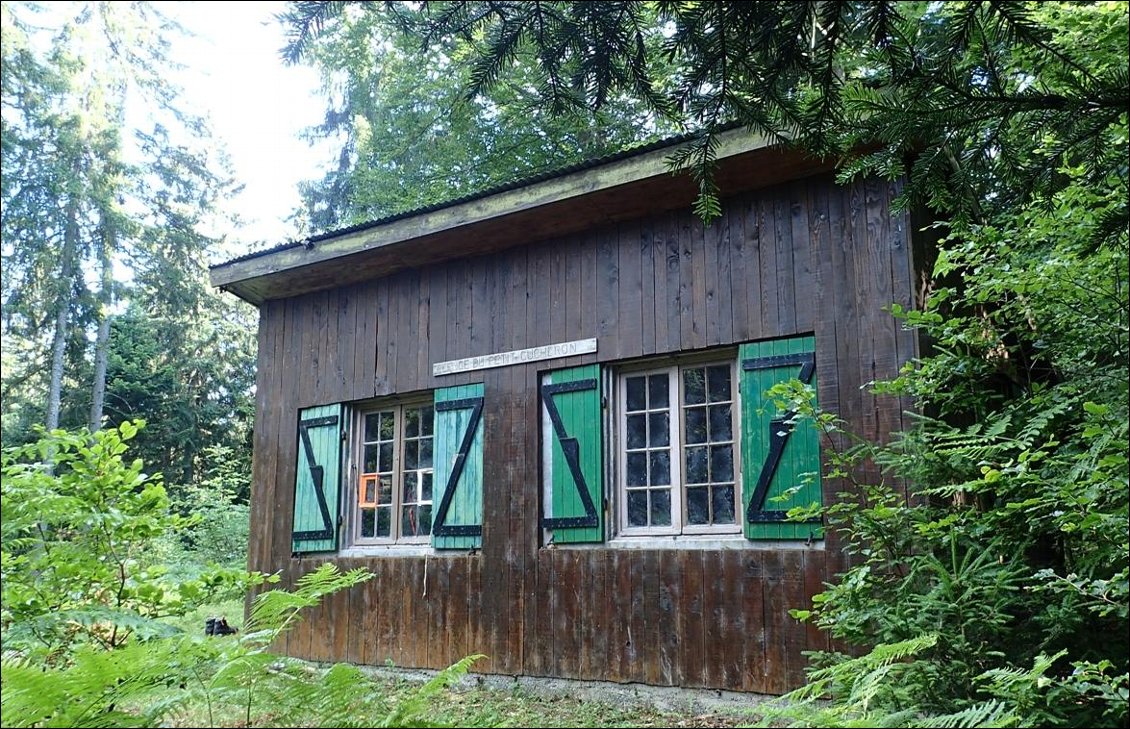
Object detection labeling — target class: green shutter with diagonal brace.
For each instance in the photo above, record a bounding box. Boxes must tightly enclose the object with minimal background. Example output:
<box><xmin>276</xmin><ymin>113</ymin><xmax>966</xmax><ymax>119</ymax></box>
<box><xmin>739</xmin><ymin>336</ymin><xmax>823</xmax><ymax>540</ymax></box>
<box><xmin>541</xmin><ymin>364</ymin><xmax>604</xmax><ymax>543</ymax></box>
<box><xmin>432</xmin><ymin>384</ymin><xmax>484</xmax><ymax>550</ymax></box>
<box><xmin>292</xmin><ymin>404</ymin><xmax>344</xmax><ymax>553</ymax></box>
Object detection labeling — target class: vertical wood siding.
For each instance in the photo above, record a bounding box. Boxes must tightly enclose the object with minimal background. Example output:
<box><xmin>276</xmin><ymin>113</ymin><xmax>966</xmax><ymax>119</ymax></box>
<box><xmin>247</xmin><ymin>174</ymin><xmax>918</xmax><ymax>694</ymax></box>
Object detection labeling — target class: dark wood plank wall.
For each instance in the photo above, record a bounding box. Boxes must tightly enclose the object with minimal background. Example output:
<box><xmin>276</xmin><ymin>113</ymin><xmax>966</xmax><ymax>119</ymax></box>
<box><xmin>248</xmin><ymin>173</ymin><xmax>918</xmax><ymax>694</ymax></box>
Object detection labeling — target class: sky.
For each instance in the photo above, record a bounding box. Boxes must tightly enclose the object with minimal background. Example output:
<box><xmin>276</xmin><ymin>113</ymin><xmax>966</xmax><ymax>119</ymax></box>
<box><xmin>157</xmin><ymin>1</ymin><xmax>331</xmax><ymax>256</ymax></box>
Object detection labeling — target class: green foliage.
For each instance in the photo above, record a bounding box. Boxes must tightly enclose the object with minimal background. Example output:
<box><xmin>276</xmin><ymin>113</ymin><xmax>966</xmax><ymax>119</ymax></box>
<box><xmin>280</xmin><ymin>2</ymin><xmax>677</xmax><ymax>232</ymax></box>
<box><xmin>0</xmin><ymin>422</ymin><xmax>248</xmax><ymax>660</ymax></box>
<box><xmin>280</xmin><ymin>2</ymin><xmax>1129</xmax><ymax>226</ymax></box>
<box><xmin>0</xmin><ymin>427</ymin><xmax>491</xmax><ymax>728</ymax></box>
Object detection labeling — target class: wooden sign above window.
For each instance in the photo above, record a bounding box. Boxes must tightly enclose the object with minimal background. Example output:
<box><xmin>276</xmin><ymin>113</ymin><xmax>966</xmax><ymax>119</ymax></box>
<box><xmin>432</xmin><ymin>338</ymin><xmax>597</xmax><ymax>376</ymax></box>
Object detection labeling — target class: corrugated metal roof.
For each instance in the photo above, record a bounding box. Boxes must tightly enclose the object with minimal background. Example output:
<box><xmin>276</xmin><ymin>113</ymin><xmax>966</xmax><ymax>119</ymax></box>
<box><xmin>212</xmin><ymin>125</ymin><xmax>737</xmax><ymax>269</ymax></box>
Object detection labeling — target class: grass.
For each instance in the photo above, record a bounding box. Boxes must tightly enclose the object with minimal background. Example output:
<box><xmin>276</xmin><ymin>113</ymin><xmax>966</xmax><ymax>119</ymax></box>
<box><xmin>371</xmin><ymin>678</ymin><xmax>756</xmax><ymax>728</ymax></box>
<box><xmin>158</xmin><ymin>645</ymin><xmax>760</xmax><ymax>728</ymax></box>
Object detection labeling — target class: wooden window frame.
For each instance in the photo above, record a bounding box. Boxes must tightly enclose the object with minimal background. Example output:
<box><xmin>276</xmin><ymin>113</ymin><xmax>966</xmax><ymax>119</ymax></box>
<box><xmin>615</xmin><ymin>359</ymin><xmax>742</xmax><ymax>538</ymax></box>
<box><xmin>348</xmin><ymin>397</ymin><xmax>435</xmax><ymax>546</ymax></box>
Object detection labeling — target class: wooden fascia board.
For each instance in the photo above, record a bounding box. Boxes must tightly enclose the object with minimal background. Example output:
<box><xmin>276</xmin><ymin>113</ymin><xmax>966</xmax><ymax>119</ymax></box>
<box><xmin>209</xmin><ymin>129</ymin><xmax>772</xmax><ymax>294</ymax></box>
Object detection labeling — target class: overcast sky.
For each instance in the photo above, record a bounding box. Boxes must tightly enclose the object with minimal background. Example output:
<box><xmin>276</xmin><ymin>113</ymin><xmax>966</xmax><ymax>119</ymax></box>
<box><xmin>159</xmin><ymin>1</ymin><xmax>330</xmax><ymax>254</ymax></box>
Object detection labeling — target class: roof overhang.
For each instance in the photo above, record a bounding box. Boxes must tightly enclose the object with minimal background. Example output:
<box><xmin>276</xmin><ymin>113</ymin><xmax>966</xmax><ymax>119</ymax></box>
<box><xmin>210</xmin><ymin>128</ymin><xmax>835</xmax><ymax>306</ymax></box>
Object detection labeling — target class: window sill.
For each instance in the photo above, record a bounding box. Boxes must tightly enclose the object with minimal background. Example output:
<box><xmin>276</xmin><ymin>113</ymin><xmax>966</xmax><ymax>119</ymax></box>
<box><xmin>552</xmin><ymin>534</ymin><xmax>824</xmax><ymax>551</ymax></box>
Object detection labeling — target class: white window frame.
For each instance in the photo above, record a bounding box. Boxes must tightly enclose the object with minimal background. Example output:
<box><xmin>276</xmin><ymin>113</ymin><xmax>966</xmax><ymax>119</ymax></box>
<box><xmin>615</xmin><ymin>359</ymin><xmax>742</xmax><ymax>538</ymax></box>
<box><xmin>348</xmin><ymin>397</ymin><xmax>434</xmax><ymax>546</ymax></box>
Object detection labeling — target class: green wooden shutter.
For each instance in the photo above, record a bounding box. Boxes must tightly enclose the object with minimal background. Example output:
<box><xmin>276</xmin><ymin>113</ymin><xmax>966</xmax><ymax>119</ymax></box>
<box><xmin>739</xmin><ymin>336</ymin><xmax>823</xmax><ymax>540</ymax></box>
<box><xmin>541</xmin><ymin>364</ymin><xmax>604</xmax><ymax>543</ymax></box>
<box><xmin>292</xmin><ymin>404</ymin><xmax>344</xmax><ymax>554</ymax></box>
<box><xmin>432</xmin><ymin>384</ymin><xmax>484</xmax><ymax>550</ymax></box>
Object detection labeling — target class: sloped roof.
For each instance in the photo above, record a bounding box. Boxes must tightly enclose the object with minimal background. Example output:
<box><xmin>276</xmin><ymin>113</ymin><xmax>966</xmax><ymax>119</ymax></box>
<box><xmin>210</xmin><ymin>126</ymin><xmax>830</xmax><ymax>305</ymax></box>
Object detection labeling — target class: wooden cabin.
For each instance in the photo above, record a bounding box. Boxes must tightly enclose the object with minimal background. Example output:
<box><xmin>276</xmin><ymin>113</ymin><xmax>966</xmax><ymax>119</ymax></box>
<box><xmin>211</xmin><ymin>128</ymin><xmax>922</xmax><ymax>694</ymax></box>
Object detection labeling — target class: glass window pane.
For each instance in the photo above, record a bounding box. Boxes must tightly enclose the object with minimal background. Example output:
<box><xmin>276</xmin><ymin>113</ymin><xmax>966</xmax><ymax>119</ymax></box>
<box><xmin>363</xmin><ymin>444</ymin><xmax>379</xmax><ymax>474</ymax></box>
<box><xmin>685</xmin><ymin>445</ymin><xmax>708</xmax><ymax>484</ymax></box>
<box><xmin>402</xmin><ymin>506</ymin><xmax>421</xmax><ymax>537</ymax></box>
<box><xmin>626</xmin><ymin>376</ymin><xmax>646</xmax><ymax>412</ymax></box>
<box><xmin>687</xmin><ymin>487</ymin><xmax>709</xmax><ymax>525</ymax></box>
<box><xmin>648</xmin><ymin>374</ymin><xmax>668</xmax><ymax>408</ymax></box>
<box><xmin>362</xmin><ymin>477</ymin><xmax>375</xmax><ymax>504</ymax></box>
<box><xmin>626</xmin><ymin>452</ymin><xmax>647</xmax><ymax>486</ymax></box>
<box><xmin>364</xmin><ymin>413</ymin><xmax>381</xmax><ymax>442</ymax></box>
<box><xmin>421</xmin><ymin>471</ymin><xmax>433</xmax><ymax>502</ymax></box>
<box><xmin>626</xmin><ymin>414</ymin><xmax>647</xmax><ymax>449</ymax></box>
<box><xmin>378</xmin><ymin>474</ymin><xmax>393</xmax><ymax>504</ymax></box>
<box><xmin>648</xmin><ymin>411</ymin><xmax>670</xmax><ymax>447</ymax></box>
<box><xmin>713</xmin><ymin>485</ymin><xmax>735</xmax><ymax>524</ymax></box>
<box><xmin>405</xmin><ymin>407</ymin><xmax>419</xmax><ymax>438</ymax></box>
<box><xmin>420</xmin><ymin>406</ymin><xmax>434</xmax><ymax>436</ymax></box>
<box><xmin>684</xmin><ymin>368</ymin><xmax>706</xmax><ymax>405</ymax></box>
<box><xmin>627</xmin><ymin>490</ymin><xmax>648</xmax><ymax>527</ymax></box>
<box><xmin>709</xmin><ymin>403</ymin><xmax>733</xmax><ymax>441</ymax></box>
<box><xmin>376</xmin><ymin>507</ymin><xmax>391</xmax><ymax>537</ymax></box>
<box><xmin>419</xmin><ymin>504</ymin><xmax>432</xmax><ymax>535</ymax></box>
<box><xmin>685</xmin><ymin>407</ymin><xmax>707</xmax><ymax>444</ymax></box>
<box><xmin>403</xmin><ymin>473</ymin><xmax>416</xmax><ymax>504</ymax></box>
<box><xmin>707</xmin><ymin>365</ymin><xmax>731</xmax><ymax>402</ymax></box>
<box><xmin>711</xmin><ymin>444</ymin><xmax>734</xmax><ymax>483</ymax></box>
<box><xmin>650</xmin><ymin>449</ymin><xmax>664</xmax><ymax>483</ymax></box>
<box><xmin>649</xmin><ymin>450</ymin><xmax>671</xmax><ymax>486</ymax></box>
<box><xmin>649</xmin><ymin>488</ymin><xmax>671</xmax><ymax>526</ymax></box>
<box><xmin>404</xmin><ymin>440</ymin><xmax>418</xmax><ymax>471</ymax></box>
<box><xmin>419</xmin><ymin>438</ymin><xmax>433</xmax><ymax>469</ymax></box>
<box><xmin>380</xmin><ymin>411</ymin><xmax>395</xmax><ymax>439</ymax></box>
<box><xmin>360</xmin><ymin>508</ymin><xmax>375</xmax><ymax>537</ymax></box>
<box><xmin>379</xmin><ymin>442</ymin><xmax>394</xmax><ymax>471</ymax></box>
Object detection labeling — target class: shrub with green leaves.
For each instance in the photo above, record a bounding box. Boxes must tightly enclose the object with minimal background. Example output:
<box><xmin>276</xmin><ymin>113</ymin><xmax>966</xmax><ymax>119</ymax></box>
<box><xmin>1</xmin><ymin>421</ymin><xmax>246</xmax><ymax>660</ymax></box>
<box><xmin>768</xmin><ymin>159</ymin><xmax>1128</xmax><ymax>726</ymax></box>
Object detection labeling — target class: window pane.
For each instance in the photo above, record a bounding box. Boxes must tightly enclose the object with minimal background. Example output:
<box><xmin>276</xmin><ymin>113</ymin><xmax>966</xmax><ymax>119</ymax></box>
<box><xmin>685</xmin><ymin>407</ymin><xmax>707</xmax><ymax>444</ymax></box>
<box><xmin>648</xmin><ymin>411</ymin><xmax>670</xmax><ymax>447</ymax></box>
<box><xmin>707</xmin><ymin>365</ymin><xmax>731</xmax><ymax>402</ymax></box>
<box><xmin>362</xmin><ymin>477</ymin><xmax>375</xmax><ymax>504</ymax></box>
<box><xmin>380</xmin><ymin>411</ymin><xmax>395</xmax><ymax>439</ymax></box>
<box><xmin>626</xmin><ymin>452</ymin><xmax>647</xmax><ymax>486</ymax></box>
<box><xmin>687</xmin><ymin>486</ymin><xmax>709</xmax><ymax>525</ymax></box>
<box><xmin>627</xmin><ymin>490</ymin><xmax>648</xmax><ymax>527</ymax></box>
<box><xmin>649</xmin><ymin>488</ymin><xmax>671</xmax><ymax>526</ymax></box>
<box><xmin>626</xmin><ymin>414</ymin><xmax>647</xmax><ymax>449</ymax></box>
<box><xmin>404</xmin><ymin>439</ymin><xmax>419</xmax><ymax>471</ymax></box>
<box><xmin>405</xmin><ymin>407</ymin><xmax>419</xmax><ymax>438</ymax></box>
<box><xmin>419</xmin><ymin>438</ymin><xmax>433</xmax><ymax>469</ymax></box>
<box><xmin>713</xmin><ymin>485</ymin><xmax>735</xmax><ymax>524</ymax></box>
<box><xmin>709</xmin><ymin>403</ymin><xmax>733</xmax><ymax>441</ymax></box>
<box><xmin>684</xmin><ymin>368</ymin><xmax>706</xmax><ymax>405</ymax></box>
<box><xmin>360</xmin><ymin>508</ymin><xmax>375</xmax><ymax>537</ymax></box>
<box><xmin>649</xmin><ymin>450</ymin><xmax>671</xmax><ymax>486</ymax></box>
<box><xmin>378</xmin><ymin>474</ymin><xmax>393</xmax><ymax>504</ymax></box>
<box><xmin>420</xmin><ymin>406</ymin><xmax>434</xmax><ymax>436</ymax></box>
<box><xmin>363</xmin><ymin>444</ymin><xmax>379</xmax><ymax>473</ymax></box>
<box><xmin>402</xmin><ymin>505</ymin><xmax>424</xmax><ymax>537</ymax></box>
<box><xmin>648</xmin><ymin>374</ymin><xmax>668</xmax><ymax>408</ymax></box>
<box><xmin>376</xmin><ymin>507</ymin><xmax>391</xmax><ymax>537</ymax></box>
<box><xmin>379</xmin><ymin>442</ymin><xmax>394</xmax><ymax>471</ymax></box>
<box><xmin>626</xmin><ymin>376</ymin><xmax>646</xmax><ymax>411</ymax></box>
<box><xmin>421</xmin><ymin>471</ymin><xmax>433</xmax><ymax>502</ymax></box>
<box><xmin>364</xmin><ymin>413</ymin><xmax>381</xmax><ymax>442</ymax></box>
<box><xmin>685</xmin><ymin>445</ymin><xmax>708</xmax><ymax>484</ymax></box>
<box><xmin>402</xmin><ymin>474</ymin><xmax>416</xmax><ymax>504</ymax></box>
<box><xmin>419</xmin><ymin>504</ymin><xmax>432</xmax><ymax>536</ymax></box>
<box><xmin>711</xmin><ymin>444</ymin><xmax>734</xmax><ymax>483</ymax></box>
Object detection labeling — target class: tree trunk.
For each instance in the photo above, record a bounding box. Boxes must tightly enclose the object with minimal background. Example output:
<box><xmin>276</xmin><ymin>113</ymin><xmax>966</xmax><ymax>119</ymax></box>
<box><xmin>46</xmin><ymin>191</ymin><xmax>81</xmax><ymax>432</ymax></box>
<box><xmin>89</xmin><ymin>227</ymin><xmax>114</xmax><ymax>431</ymax></box>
